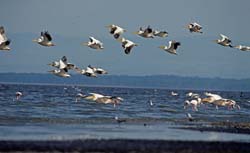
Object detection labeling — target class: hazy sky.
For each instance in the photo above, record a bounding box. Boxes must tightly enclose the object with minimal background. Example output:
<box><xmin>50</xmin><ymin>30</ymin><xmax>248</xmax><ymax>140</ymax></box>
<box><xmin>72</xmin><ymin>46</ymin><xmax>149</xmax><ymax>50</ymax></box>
<box><xmin>0</xmin><ymin>0</ymin><xmax>250</xmax><ymax>79</ymax></box>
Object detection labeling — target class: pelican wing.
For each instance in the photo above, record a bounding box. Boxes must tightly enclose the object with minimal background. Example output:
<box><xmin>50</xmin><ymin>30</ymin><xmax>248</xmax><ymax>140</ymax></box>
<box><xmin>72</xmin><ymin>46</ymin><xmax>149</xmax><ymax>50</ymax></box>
<box><xmin>44</xmin><ymin>31</ymin><xmax>52</xmax><ymax>41</ymax></box>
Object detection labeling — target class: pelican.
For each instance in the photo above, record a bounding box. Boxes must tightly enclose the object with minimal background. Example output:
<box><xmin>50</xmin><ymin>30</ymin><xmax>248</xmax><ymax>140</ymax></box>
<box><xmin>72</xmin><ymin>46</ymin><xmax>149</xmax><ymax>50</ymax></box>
<box><xmin>118</xmin><ymin>37</ymin><xmax>138</xmax><ymax>54</ymax></box>
<box><xmin>115</xmin><ymin>116</ymin><xmax>126</xmax><ymax>124</ymax></box>
<box><xmin>48</xmin><ymin>69</ymin><xmax>71</xmax><ymax>78</ymax></box>
<box><xmin>106</xmin><ymin>24</ymin><xmax>126</xmax><ymax>39</ymax></box>
<box><xmin>48</xmin><ymin>56</ymin><xmax>76</xmax><ymax>72</ymax></box>
<box><xmin>133</xmin><ymin>26</ymin><xmax>154</xmax><ymax>38</ymax></box>
<box><xmin>82</xmin><ymin>36</ymin><xmax>104</xmax><ymax>50</ymax></box>
<box><xmin>214</xmin><ymin>34</ymin><xmax>233</xmax><ymax>47</ymax></box>
<box><xmin>184</xmin><ymin>97</ymin><xmax>201</xmax><ymax>111</ymax></box>
<box><xmin>75</xmin><ymin>66</ymin><xmax>97</xmax><ymax>77</ymax></box>
<box><xmin>153</xmin><ymin>30</ymin><xmax>168</xmax><ymax>37</ymax></box>
<box><xmin>159</xmin><ymin>41</ymin><xmax>181</xmax><ymax>55</ymax></box>
<box><xmin>33</xmin><ymin>31</ymin><xmax>55</xmax><ymax>47</ymax></box>
<box><xmin>234</xmin><ymin>45</ymin><xmax>250</xmax><ymax>51</ymax></box>
<box><xmin>202</xmin><ymin>92</ymin><xmax>222</xmax><ymax>104</ymax></box>
<box><xmin>0</xmin><ymin>26</ymin><xmax>11</xmax><ymax>51</ymax></box>
<box><xmin>88</xmin><ymin>65</ymin><xmax>108</xmax><ymax>74</ymax></box>
<box><xmin>81</xmin><ymin>93</ymin><xmax>123</xmax><ymax>107</ymax></box>
<box><xmin>213</xmin><ymin>98</ymin><xmax>240</xmax><ymax>110</ymax></box>
<box><xmin>96</xmin><ymin>96</ymin><xmax>123</xmax><ymax>107</ymax></box>
<box><xmin>187</xmin><ymin>22</ymin><xmax>203</xmax><ymax>33</ymax></box>
<box><xmin>15</xmin><ymin>91</ymin><xmax>23</xmax><ymax>101</ymax></box>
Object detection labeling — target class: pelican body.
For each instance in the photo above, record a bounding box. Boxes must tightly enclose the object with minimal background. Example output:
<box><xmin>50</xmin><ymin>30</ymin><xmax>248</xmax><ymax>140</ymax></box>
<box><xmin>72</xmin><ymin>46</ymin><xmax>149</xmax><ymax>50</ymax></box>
<box><xmin>0</xmin><ymin>26</ymin><xmax>11</xmax><ymax>51</ymax></box>
<box><xmin>159</xmin><ymin>40</ymin><xmax>181</xmax><ymax>55</ymax></box>
<box><xmin>83</xmin><ymin>36</ymin><xmax>104</xmax><ymax>50</ymax></box>
<box><xmin>215</xmin><ymin>34</ymin><xmax>233</xmax><ymax>47</ymax></box>
<box><xmin>33</xmin><ymin>31</ymin><xmax>55</xmax><ymax>47</ymax></box>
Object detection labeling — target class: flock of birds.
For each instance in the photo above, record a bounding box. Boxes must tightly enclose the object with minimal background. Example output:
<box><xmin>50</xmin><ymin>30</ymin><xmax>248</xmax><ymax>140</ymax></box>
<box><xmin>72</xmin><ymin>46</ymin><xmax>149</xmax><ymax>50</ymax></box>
<box><xmin>1</xmin><ymin>21</ymin><xmax>246</xmax><ymax>120</ymax></box>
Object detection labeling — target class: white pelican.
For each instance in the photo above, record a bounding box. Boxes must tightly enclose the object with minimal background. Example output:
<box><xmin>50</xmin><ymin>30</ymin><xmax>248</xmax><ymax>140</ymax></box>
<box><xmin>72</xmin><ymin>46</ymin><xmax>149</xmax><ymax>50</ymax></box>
<box><xmin>213</xmin><ymin>98</ymin><xmax>240</xmax><ymax>110</ymax></box>
<box><xmin>48</xmin><ymin>69</ymin><xmax>71</xmax><ymax>78</ymax></box>
<box><xmin>187</xmin><ymin>22</ymin><xmax>203</xmax><ymax>33</ymax></box>
<box><xmin>33</xmin><ymin>31</ymin><xmax>55</xmax><ymax>47</ymax></box>
<box><xmin>214</xmin><ymin>34</ymin><xmax>233</xmax><ymax>47</ymax></box>
<box><xmin>0</xmin><ymin>26</ymin><xmax>11</xmax><ymax>51</ymax></box>
<box><xmin>15</xmin><ymin>91</ymin><xmax>23</xmax><ymax>101</ymax></box>
<box><xmin>115</xmin><ymin>116</ymin><xmax>126</xmax><ymax>124</ymax></box>
<box><xmin>159</xmin><ymin>41</ymin><xmax>181</xmax><ymax>55</ymax></box>
<box><xmin>118</xmin><ymin>37</ymin><xmax>138</xmax><ymax>54</ymax></box>
<box><xmin>106</xmin><ymin>24</ymin><xmax>126</xmax><ymax>39</ymax></box>
<box><xmin>48</xmin><ymin>56</ymin><xmax>76</xmax><ymax>72</ymax></box>
<box><xmin>81</xmin><ymin>93</ymin><xmax>123</xmax><ymax>107</ymax></box>
<box><xmin>88</xmin><ymin>65</ymin><xmax>108</xmax><ymax>74</ymax></box>
<box><xmin>153</xmin><ymin>30</ymin><xmax>168</xmax><ymax>37</ymax></box>
<box><xmin>82</xmin><ymin>36</ymin><xmax>104</xmax><ymax>50</ymax></box>
<box><xmin>234</xmin><ymin>45</ymin><xmax>250</xmax><ymax>51</ymax></box>
<box><xmin>184</xmin><ymin>97</ymin><xmax>201</xmax><ymax>111</ymax></box>
<box><xmin>75</xmin><ymin>66</ymin><xmax>97</xmax><ymax>77</ymax></box>
<box><xmin>133</xmin><ymin>26</ymin><xmax>154</xmax><ymax>38</ymax></box>
<box><xmin>202</xmin><ymin>92</ymin><xmax>222</xmax><ymax>104</ymax></box>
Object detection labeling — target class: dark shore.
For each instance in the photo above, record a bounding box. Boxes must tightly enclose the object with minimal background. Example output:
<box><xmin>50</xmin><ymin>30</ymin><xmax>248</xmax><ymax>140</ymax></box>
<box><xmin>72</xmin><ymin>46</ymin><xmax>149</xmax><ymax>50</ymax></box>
<box><xmin>176</xmin><ymin>121</ymin><xmax>250</xmax><ymax>135</ymax></box>
<box><xmin>0</xmin><ymin>139</ymin><xmax>250</xmax><ymax>153</ymax></box>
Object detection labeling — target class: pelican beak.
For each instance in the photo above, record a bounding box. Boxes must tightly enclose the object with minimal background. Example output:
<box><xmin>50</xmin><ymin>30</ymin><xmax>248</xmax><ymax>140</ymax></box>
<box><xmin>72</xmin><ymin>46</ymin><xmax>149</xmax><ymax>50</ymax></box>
<box><xmin>134</xmin><ymin>43</ymin><xmax>139</xmax><ymax>46</ymax></box>
<box><xmin>32</xmin><ymin>39</ymin><xmax>38</xmax><ymax>42</ymax></box>
<box><xmin>105</xmin><ymin>25</ymin><xmax>112</xmax><ymax>28</ymax></box>
<box><xmin>81</xmin><ymin>42</ymin><xmax>88</xmax><ymax>46</ymax></box>
<box><xmin>47</xmin><ymin>70</ymin><xmax>54</xmax><ymax>73</ymax></box>
<box><xmin>158</xmin><ymin>46</ymin><xmax>165</xmax><ymax>49</ymax></box>
<box><xmin>132</xmin><ymin>31</ymin><xmax>139</xmax><ymax>35</ymax></box>
<box><xmin>117</xmin><ymin>37</ymin><xmax>123</xmax><ymax>43</ymax></box>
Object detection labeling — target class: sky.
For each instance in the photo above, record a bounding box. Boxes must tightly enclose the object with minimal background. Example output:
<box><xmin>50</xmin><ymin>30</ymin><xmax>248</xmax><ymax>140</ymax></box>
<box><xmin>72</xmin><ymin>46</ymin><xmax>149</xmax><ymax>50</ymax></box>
<box><xmin>0</xmin><ymin>0</ymin><xmax>250</xmax><ymax>79</ymax></box>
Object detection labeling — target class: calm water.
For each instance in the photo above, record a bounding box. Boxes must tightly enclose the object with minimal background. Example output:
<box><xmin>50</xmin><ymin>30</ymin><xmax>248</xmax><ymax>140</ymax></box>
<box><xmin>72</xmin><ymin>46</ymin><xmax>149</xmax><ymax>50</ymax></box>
<box><xmin>0</xmin><ymin>83</ymin><xmax>250</xmax><ymax>141</ymax></box>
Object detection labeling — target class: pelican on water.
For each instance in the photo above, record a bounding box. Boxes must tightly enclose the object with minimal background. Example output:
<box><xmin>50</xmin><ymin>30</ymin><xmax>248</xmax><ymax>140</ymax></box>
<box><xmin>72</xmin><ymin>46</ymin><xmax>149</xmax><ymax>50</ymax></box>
<box><xmin>33</xmin><ymin>31</ymin><xmax>55</xmax><ymax>47</ymax></box>
<box><xmin>159</xmin><ymin>41</ymin><xmax>181</xmax><ymax>55</ymax></box>
<box><xmin>234</xmin><ymin>45</ymin><xmax>250</xmax><ymax>51</ymax></box>
<box><xmin>187</xmin><ymin>22</ymin><xmax>203</xmax><ymax>33</ymax></box>
<box><xmin>118</xmin><ymin>37</ymin><xmax>138</xmax><ymax>54</ymax></box>
<box><xmin>106</xmin><ymin>24</ymin><xmax>126</xmax><ymax>39</ymax></box>
<box><xmin>184</xmin><ymin>97</ymin><xmax>201</xmax><ymax>111</ymax></box>
<box><xmin>82</xmin><ymin>36</ymin><xmax>104</xmax><ymax>50</ymax></box>
<box><xmin>214</xmin><ymin>34</ymin><xmax>233</xmax><ymax>48</ymax></box>
<box><xmin>0</xmin><ymin>26</ymin><xmax>11</xmax><ymax>51</ymax></box>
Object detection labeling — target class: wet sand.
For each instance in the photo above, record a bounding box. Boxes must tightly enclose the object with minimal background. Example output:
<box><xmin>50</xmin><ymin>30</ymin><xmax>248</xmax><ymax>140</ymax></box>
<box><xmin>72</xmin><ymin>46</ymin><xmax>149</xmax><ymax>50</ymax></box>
<box><xmin>0</xmin><ymin>139</ymin><xmax>250</xmax><ymax>153</ymax></box>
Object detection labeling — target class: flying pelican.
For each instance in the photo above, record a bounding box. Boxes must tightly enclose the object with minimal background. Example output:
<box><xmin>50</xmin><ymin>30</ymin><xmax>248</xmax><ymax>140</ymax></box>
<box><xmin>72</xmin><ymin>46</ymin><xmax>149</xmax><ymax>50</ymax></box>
<box><xmin>159</xmin><ymin>41</ymin><xmax>181</xmax><ymax>55</ymax></box>
<box><xmin>33</xmin><ymin>31</ymin><xmax>55</xmax><ymax>47</ymax></box>
<box><xmin>15</xmin><ymin>91</ymin><xmax>23</xmax><ymax>101</ymax></box>
<box><xmin>234</xmin><ymin>45</ymin><xmax>250</xmax><ymax>51</ymax></box>
<box><xmin>88</xmin><ymin>65</ymin><xmax>108</xmax><ymax>74</ymax></box>
<box><xmin>153</xmin><ymin>30</ymin><xmax>168</xmax><ymax>37</ymax></box>
<box><xmin>187</xmin><ymin>22</ymin><xmax>203</xmax><ymax>33</ymax></box>
<box><xmin>214</xmin><ymin>34</ymin><xmax>233</xmax><ymax>47</ymax></box>
<box><xmin>133</xmin><ymin>26</ymin><xmax>154</xmax><ymax>38</ymax></box>
<box><xmin>48</xmin><ymin>69</ymin><xmax>71</xmax><ymax>78</ymax></box>
<box><xmin>95</xmin><ymin>96</ymin><xmax>123</xmax><ymax>107</ymax></box>
<box><xmin>75</xmin><ymin>66</ymin><xmax>97</xmax><ymax>77</ymax></box>
<box><xmin>48</xmin><ymin>56</ymin><xmax>76</xmax><ymax>72</ymax></box>
<box><xmin>82</xmin><ymin>36</ymin><xmax>104</xmax><ymax>50</ymax></box>
<box><xmin>118</xmin><ymin>37</ymin><xmax>138</xmax><ymax>54</ymax></box>
<box><xmin>106</xmin><ymin>24</ymin><xmax>126</xmax><ymax>39</ymax></box>
<box><xmin>0</xmin><ymin>26</ymin><xmax>11</xmax><ymax>51</ymax></box>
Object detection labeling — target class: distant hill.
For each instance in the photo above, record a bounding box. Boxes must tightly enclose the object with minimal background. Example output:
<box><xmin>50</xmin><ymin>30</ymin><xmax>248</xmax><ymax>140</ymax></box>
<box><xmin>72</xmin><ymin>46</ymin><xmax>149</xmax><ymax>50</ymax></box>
<box><xmin>0</xmin><ymin>73</ymin><xmax>249</xmax><ymax>91</ymax></box>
